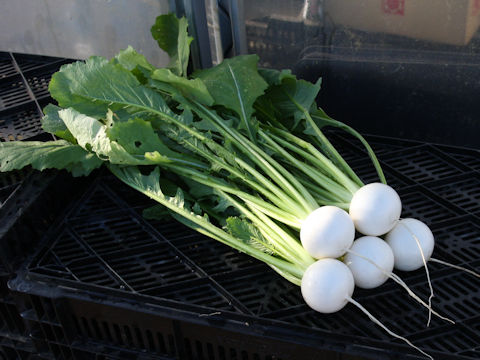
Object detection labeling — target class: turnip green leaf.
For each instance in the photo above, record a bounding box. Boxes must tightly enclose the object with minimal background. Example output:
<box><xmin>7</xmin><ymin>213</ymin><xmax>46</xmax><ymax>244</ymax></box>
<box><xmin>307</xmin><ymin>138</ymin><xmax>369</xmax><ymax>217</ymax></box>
<box><xmin>42</xmin><ymin>104</ymin><xmax>76</xmax><ymax>143</ymax></box>
<box><xmin>194</xmin><ymin>55</ymin><xmax>268</xmax><ymax>141</ymax></box>
<box><xmin>151</xmin><ymin>14</ymin><xmax>192</xmax><ymax>77</ymax></box>
<box><xmin>151</xmin><ymin>68</ymin><xmax>214</xmax><ymax>105</ymax></box>
<box><xmin>0</xmin><ymin>140</ymin><xmax>102</xmax><ymax>176</ymax></box>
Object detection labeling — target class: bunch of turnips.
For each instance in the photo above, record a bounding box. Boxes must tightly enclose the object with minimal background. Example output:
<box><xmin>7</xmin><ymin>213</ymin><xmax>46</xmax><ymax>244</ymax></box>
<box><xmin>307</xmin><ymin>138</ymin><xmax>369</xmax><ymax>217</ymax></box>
<box><xmin>297</xmin><ymin>165</ymin><xmax>463</xmax><ymax>349</ymax></box>
<box><xmin>299</xmin><ymin>182</ymin><xmax>437</xmax><ymax>313</ymax></box>
<box><xmin>0</xmin><ymin>13</ymin><xmax>477</xmax><ymax>359</ymax></box>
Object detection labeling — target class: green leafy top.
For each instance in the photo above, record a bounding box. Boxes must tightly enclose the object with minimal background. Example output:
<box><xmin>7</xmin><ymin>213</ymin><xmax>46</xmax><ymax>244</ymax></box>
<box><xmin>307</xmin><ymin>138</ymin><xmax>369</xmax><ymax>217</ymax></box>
<box><xmin>151</xmin><ymin>13</ymin><xmax>192</xmax><ymax>77</ymax></box>
<box><xmin>256</xmin><ymin>72</ymin><xmax>321</xmax><ymax>130</ymax></box>
<box><xmin>194</xmin><ymin>55</ymin><xmax>268</xmax><ymax>141</ymax></box>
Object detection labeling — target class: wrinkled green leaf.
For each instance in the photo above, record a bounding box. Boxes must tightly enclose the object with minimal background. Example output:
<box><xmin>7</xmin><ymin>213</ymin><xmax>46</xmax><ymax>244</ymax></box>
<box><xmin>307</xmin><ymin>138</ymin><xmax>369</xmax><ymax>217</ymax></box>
<box><xmin>49</xmin><ymin>56</ymin><xmax>170</xmax><ymax>118</ymax></box>
<box><xmin>112</xmin><ymin>46</ymin><xmax>155</xmax><ymax>83</ymax></box>
<box><xmin>151</xmin><ymin>14</ymin><xmax>192</xmax><ymax>77</ymax></box>
<box><xmin>108</xmin><ymin>117</ymin><xmax>179</xmax><ymax>159</ymax></box>
<box><xmin>0</xmin><ymin>140</ymin><xmax>102</xmax><ymax>176</ymax></box>
<box><xmin>151</xmin><ymin>68</ymin><xmax>213</xmax><ymax>105</ymax></box>
<box><xmin>42</xmin><ymin>104</ymin><xmax>76</xmax><ymax>143</ymax></box>
<box><xmin>58</xmin><ymin>108</ymin><xmax>171</xmax><ymax>166</ymax></box>
<box><xmin>225</xmin><ymin>217</ymin><xmax>274</xmax><ymax>254</ymax></box>
<box><xmin>113</xmin><ymin>46</ymin><xmax>155</xmax><ymax>72</ymax></box>
<box><xmin>256</xmin><ymin>75</ymin><xmax>321</xmax><ymax>129</ymax></box>
<box><xmin>194</xmin><ymin>55</ymin><xmax>268</xmax><ymax>140</ymax></box>
<box><xmin>258</xmin><ymin>68</ymin><xmax>295</xmax><ymax>86</ymax></box>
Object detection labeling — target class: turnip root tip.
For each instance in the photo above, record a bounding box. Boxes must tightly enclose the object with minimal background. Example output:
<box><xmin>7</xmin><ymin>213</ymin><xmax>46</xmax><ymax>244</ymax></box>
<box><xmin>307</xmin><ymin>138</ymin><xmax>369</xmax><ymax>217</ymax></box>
<box><xmin>347</xmin><ymin>297</ymin><xmax>433</xmax><ymax>360</ymax></box>
<box><xmin>430</xmin><ymin>258</ymin><xmax>480</xmax><ymax>279</ymax></box>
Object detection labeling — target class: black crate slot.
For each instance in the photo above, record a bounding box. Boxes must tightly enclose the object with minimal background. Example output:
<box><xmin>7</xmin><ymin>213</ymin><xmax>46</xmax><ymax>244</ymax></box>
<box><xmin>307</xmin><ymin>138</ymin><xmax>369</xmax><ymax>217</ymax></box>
<box><xmin>0</xmin><ymin>102</ymin><xmax>43</xmax><ymax>141</ymax></box>
<box><xmin>214</xmin><ymin>269</ymin><xmax>304</xmax><ymax>316</ymax></box>
<box><xmin>0</xmin><ymin>52</ymin><xmax>75</xmax><ymax>142</ymax></box>
<box><xmin>172</xmin><ymin>236</ymin><xmax>257</xmax><ymax>276</ymax></box>
<box><xmin>69</xmin><ymin>257</ymin><xmax>126</xmax><ymax>290</ymax></box>
<box><xmin>0</xmin><ymin>55</ymin><xmax>16</xmax><ymax>79</ymax></box>
<box><xmin>30</xmin><ymin>218</ymin><xmax>202</xmax><ymax>291</ymax></box>
<box><xmin>399</xmin><ymin>188</ymin><xmax>462</xmax><ymax>225</ymax></box>
<box><xmin>427</xmin><ymin>175</ymin><xmax>480</xmax><ymax>215</ymax></box>
<box><xmin>143</xmin><ymin>278</ymin><xmax>239</xmax><ymax>313</ymax></box>
<box><xmin>441</xmin><ymin>148</ymin><xmax>480</xmax><ymax>171</ymax></box>
<box><xmin>0</xmin><ymin>341</ymin><xmax>38</xmax><ymax>360</ymax></box>
<box><xmin>0</xmin><ymin>169</ymin><xmax>29</xmax><ymax>192</ymax></box>
<box><xmin>354</xmin><ymin>269</ymin><xmax>480</xmax><ymax>339</ymax></box>
<box><xmin>431</xmin><ymin>218</ymin><xmax>480</xmax><ymax>264</ymax></box>
<box><xmin>46</xmin><ymin>229</ymin><xmax>93</xmax><ymax>266</ymax></box>
<box><xmin>413</xmin><ymin>325</ymin><xmax>480</xmax><ymax>355</ymax></box>
<box><xmin>14</xmin><ymin>53</ymin><xmax>67</xmax><ymax>73</ymax></box>
<box><xmin>0</xmin><ymin>299</ymin><xmax>27</xmax><ymax>336</ymax></box>
<box><xmin>148</xmin><ymin>220</ymin><xmax>198</xmax><ymax>242</ymax></box>
<box><xmin>106</xmin><ymin>175</ymin><xmax>159</xmax><ymax>211</ymax></box>
<box><xmin>407</xmin><ymin>272</ymin><xmax>480</xmax><ymax>323</ymax></box>
<box><xmin>68</xmin><ymin>183</ymin><xmax>125</xmax><ymax>220</ymax></box>
<box><xmin>0</xmin><ymin>169</ymin><xmax>29</xmax><ymax>205</ymax></box>
<box><xmin>381</xmin><ymin>146</ymin><xmax>467</xmax><ymax>183</ymax></box>
<box><xmin>25</xmin><ymin>65</ymin><xmax>58</xmax><ymax>100</ymax></box>
<box><xmin>0</xmin><ymin>75</ymin><xmax>32</xmax><ymax>111</ymax></box>
<box><xmin>71</xmin><ymin>217</ymin><xmax>162</xmax><ymax>257</ymax></box>
<box><xmin>102</xmin><ymin>245</ymin><xmax>200</xmax><ymax>291</ymax></box>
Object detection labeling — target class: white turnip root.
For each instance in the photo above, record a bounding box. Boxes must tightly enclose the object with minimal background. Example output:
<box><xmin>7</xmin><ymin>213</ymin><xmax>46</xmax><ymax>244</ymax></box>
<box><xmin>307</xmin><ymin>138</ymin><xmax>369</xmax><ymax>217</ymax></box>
<box><xmin>301</xmin><ymin>258</ymin><xmax>354</xmax><ymax>313</ymax></box>
<box><xmin>300</xmin><ymin>206</ymin><xmax>355</xmax><ymax>259</ymax></box>
<box><xmin>385</xmin><ymin>218</ymin><xmax>434</xmax><ymax>272</ymax></box>
<box><xmin>344</xmin><ymin>236</ymin><xmax>394</xmax><ymax>289</ymax></box>
<box><xmin>349</xmin><ymin>183</ymin><xmax>402</xmax><ymax>236</ymax></box>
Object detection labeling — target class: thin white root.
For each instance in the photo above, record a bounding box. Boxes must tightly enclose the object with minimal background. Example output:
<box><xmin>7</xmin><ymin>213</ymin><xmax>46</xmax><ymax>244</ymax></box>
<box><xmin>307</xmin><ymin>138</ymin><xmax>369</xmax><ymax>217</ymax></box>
<box><xmin>345</xmin><ymin>249</ymin><xmax>454</xmax><ymax>325</ymax></box>
<box><xmin>398</xmin><ymin>220</ymin><xmax>434</xmax><ymax>327</ymax></box>
<box><xmin>430</xmin><ymin>258</ymin><xmax>480</xmax><ymax>279</ymax></box>
<box><xmin>346</xmin><ymin>296</ymin><xmax>434</xmax><ymax>360</ymax></box>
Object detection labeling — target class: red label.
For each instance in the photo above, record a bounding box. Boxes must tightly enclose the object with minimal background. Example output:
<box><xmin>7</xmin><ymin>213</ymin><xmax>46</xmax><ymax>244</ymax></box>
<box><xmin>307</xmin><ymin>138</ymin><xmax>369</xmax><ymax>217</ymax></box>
<box><xmin>382</xmin><ymin>0</ymin><xmax>405</xmax><ymax>15</ymax></box>
<box><xmin>473</xmin><ymin>0</ymin><xmax>480</xmax><ymax>16</ymax></box>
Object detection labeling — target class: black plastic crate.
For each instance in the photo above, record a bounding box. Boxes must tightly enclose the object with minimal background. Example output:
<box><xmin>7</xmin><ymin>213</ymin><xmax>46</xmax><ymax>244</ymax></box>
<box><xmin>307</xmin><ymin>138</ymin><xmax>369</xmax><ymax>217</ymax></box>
<box><xmin>0</xmin><ymin>52</ymin><xmax>72</xmax><ymax>142</ymax></box>
<box><xmin>0</xmin><ymin>52</ymin><xmax>79</xmax><ymax>274</ymax></box>
<box><xmin>5</xmin><ymin>136</ymin><xmax>479</xmax><ymax>360</ymax></box>
<box><xmin>0</xmin><ymin>52</ymin><xmax>82</xmax><ymax>358</ymax></box>
<box><xmin>0</xmin><ymin>336</ymin><xmax>40</xmax><ymax>360</ymax></box>
<box><xmin>0</xmin><ymin>167</ymin><xmax>89</xmax><ymax>358</ymax></box>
